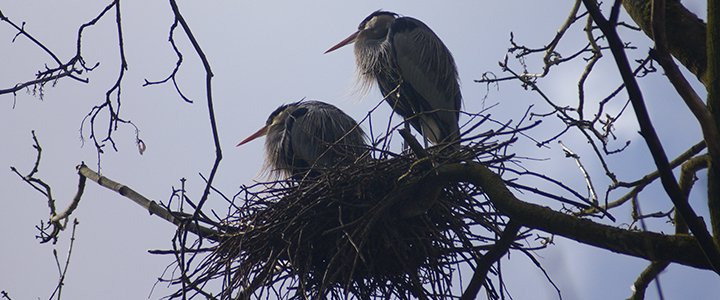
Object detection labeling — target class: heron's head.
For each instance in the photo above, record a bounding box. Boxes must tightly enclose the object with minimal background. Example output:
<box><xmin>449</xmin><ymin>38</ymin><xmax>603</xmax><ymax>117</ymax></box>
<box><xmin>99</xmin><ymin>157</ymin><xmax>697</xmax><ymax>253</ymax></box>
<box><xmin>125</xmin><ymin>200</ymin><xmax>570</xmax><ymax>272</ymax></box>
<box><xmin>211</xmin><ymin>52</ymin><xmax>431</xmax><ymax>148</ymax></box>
<box><xmin>324</xmin><ymin>11</ymin><xmax>397</xmax><ymax>54</ymax></box>
<box><xmin>357</xmin><ymin>11</ymin><xmax>396</xmax><ymax>41</ymax></box>
<box><xmin>236</xmin><ymin>103</ymin><xmax>298</xmax><ymax>147</ymax></box>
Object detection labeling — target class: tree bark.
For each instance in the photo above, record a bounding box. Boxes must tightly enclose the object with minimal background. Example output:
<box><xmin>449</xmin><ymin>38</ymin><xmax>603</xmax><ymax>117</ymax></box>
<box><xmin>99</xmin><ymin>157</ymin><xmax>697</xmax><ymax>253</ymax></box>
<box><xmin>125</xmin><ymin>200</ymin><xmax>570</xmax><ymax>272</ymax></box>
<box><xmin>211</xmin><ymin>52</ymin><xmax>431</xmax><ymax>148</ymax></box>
<box><xmin>623</xmin><ymin>0</ymin><xmax>708</xmax><ymax>85</ymax></box>
<box><xmin>707</xmin><ymin>0</ymin><xmax>720</xmax><ymax>245</ymax></box>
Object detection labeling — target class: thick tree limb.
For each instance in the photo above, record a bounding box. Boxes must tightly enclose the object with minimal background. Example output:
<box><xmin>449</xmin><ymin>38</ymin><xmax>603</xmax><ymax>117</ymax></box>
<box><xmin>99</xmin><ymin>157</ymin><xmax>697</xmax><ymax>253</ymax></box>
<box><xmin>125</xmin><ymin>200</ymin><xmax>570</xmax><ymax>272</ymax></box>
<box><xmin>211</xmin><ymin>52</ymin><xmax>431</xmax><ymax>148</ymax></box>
<box><xmin>707</xmin><ymin>0</ymin><xmax>720</xmax><ymax>244</ymax></box>
<box><xmin>438</xmin><ymin>162</ymin><xmax>715</xmax><ymax>271</ymax></box>
<box><xmin>650</xmin><ymin>0</ymin><xmax>720</xmax><ymax>245</ymax></box>
<box><xmin>649</xmin><ymin>0</ymin><xmax>720</xmax><ymax>161</ymax></box>
<box><xmin>623</xmin><ymin>0</ymin><xmax>708</xmax><ymax>85</ymax></box>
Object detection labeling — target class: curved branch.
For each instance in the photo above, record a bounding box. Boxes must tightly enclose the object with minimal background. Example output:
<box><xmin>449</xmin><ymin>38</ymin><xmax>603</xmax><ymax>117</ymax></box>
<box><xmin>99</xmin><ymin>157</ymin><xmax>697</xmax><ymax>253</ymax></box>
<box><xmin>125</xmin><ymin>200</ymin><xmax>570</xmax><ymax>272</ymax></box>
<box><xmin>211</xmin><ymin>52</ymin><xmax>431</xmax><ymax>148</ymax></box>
<box><xmin>438</xmin><ymin>162</ymin><xmax>716</xmax><ymax>271</ymax></box>
<box><xmin>167</xmin><ymin>0</ymin><xmax>221</xmax><ymax>217</ymax></box>
<box><xmin>460</xmin><ymin>220</ymin><xmax>521</xmax><ymax>300</ymax></box>
<box><xmin>628</xmin><ymin>260</ymin><xmax>670</xmax><ymax>300</ymax></box>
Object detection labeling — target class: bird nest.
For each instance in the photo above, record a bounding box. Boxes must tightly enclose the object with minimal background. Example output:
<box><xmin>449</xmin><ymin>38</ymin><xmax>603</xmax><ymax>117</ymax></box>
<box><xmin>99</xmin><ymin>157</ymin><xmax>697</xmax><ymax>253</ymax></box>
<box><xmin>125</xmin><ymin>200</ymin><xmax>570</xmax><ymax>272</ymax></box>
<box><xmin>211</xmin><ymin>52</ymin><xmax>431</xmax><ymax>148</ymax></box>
<box><xmin>180</xmin><ymin>119</ymin><xmax>530</xmax><ymax>300</ymax></box>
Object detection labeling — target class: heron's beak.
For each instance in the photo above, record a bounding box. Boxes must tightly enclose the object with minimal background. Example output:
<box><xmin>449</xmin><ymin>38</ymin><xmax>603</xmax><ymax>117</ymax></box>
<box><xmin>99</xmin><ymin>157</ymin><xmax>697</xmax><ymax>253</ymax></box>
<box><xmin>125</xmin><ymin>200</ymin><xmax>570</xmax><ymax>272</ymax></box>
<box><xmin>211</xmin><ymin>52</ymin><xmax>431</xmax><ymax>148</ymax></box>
<box><xmin>237</xmin><ymin>126</ymin><xmax>268</xmax><ymax>147</ymax></box>
<box><xmin>324</xmin><ymin>31</ymin><xmax>359</xmax><ymax>54</ymax></box>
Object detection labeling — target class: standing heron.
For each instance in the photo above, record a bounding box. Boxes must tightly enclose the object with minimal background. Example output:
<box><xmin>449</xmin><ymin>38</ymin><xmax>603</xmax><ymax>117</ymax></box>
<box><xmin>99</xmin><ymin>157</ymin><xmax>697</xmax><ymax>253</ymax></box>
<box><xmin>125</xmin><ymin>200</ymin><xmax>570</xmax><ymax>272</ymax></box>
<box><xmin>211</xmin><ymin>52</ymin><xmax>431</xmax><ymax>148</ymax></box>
<box><xmin>237</xmin><ymin>100</ymin><xmax>367</xmax><ymax>179</ymax></box>
<box><xmin>325</xmin><ymin>10</ymin><xmax>462</xmax><ymax>146</ymax></box>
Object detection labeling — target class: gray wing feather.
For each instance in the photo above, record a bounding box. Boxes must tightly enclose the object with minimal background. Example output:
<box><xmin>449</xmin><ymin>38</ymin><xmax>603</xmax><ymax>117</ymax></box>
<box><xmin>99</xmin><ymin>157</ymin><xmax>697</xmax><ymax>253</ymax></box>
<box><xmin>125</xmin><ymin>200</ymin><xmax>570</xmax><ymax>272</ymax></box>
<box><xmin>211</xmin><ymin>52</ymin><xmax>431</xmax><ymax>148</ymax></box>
<box><xmin>390</xmin><ymin>17</ymin><xmax>461</xmax><ymax>143</ymax></box>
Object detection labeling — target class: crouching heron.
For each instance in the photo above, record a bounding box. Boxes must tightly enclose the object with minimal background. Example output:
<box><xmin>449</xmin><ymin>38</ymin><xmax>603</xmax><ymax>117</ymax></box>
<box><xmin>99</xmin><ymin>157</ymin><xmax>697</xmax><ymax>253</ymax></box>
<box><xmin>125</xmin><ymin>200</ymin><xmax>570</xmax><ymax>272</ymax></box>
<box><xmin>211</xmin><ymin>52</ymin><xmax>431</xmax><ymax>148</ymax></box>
<box><xmin>237</xmin><ymin>100</ymin><xmax>367</xmax><ymax>179</ymax></box>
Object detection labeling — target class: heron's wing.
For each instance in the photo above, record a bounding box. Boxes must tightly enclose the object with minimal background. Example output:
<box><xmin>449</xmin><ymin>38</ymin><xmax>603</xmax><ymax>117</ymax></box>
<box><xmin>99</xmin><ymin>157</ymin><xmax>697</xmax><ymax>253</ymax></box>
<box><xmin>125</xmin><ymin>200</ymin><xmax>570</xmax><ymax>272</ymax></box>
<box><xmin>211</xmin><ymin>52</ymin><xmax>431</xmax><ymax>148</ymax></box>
<box><xmin>388</xmin><ymin>17</ymin><xmax>462</xmax><ymax>143</ymax></box>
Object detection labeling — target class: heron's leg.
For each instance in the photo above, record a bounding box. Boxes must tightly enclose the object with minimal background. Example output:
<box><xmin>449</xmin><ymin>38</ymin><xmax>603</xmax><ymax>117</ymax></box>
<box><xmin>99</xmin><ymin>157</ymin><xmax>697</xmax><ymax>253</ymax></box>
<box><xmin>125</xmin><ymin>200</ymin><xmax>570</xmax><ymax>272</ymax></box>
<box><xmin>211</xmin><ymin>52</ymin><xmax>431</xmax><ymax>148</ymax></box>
<box><xmin>420</xmin><ymin>126</ymin><xmax>429</xmax><ymax>149</ymax></box>
<box><xmin>401</xmin><ymin>121</ymin><xmax>410</xmax><ymax>152</ymax></box>
<box><xmin>413</xmin><ymin>117</ymin><xmax>430</xmax><ymax>148</ymax></box>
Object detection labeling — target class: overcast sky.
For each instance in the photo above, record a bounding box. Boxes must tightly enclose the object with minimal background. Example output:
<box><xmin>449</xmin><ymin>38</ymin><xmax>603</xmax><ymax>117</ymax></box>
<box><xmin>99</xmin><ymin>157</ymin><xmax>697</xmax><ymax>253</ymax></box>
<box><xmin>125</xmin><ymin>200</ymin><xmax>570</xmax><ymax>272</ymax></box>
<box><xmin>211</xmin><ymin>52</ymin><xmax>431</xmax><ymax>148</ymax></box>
<box><xmin>1</xmin><ymin>1</ymin><xmax>717</xmax><ymax>299</ymax></box>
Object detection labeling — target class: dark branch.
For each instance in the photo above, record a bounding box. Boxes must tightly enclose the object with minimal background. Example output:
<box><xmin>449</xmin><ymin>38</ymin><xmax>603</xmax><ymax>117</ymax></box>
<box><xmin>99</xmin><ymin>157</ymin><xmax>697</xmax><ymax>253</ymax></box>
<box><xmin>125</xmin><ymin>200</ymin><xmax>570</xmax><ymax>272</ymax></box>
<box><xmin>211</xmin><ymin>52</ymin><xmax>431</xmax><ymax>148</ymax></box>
<box><xmin>439</xmin><ymin>162</ymin><xmax>716</xmax><ymax>270</ymax></box>
<box><xmin>583</xmin><ymin>0</ymin><xmax>720</xmax><ymax>273</ymax></box>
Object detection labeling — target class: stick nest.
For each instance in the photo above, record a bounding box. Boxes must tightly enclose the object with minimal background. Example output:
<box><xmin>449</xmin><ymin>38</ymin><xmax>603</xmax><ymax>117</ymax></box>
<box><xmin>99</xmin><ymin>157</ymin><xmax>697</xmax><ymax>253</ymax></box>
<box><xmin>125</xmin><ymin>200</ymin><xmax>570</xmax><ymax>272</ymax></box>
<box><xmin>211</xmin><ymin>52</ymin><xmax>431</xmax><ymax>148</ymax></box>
<box><xmin>178</xmin><ymin>116</ymin><xmax>533</xmax><ymax>300</ymax></box>
<box><xmin>204</xmin><ymin>138</ymin><xmax>514</xmax><ymax>299</ymax></box>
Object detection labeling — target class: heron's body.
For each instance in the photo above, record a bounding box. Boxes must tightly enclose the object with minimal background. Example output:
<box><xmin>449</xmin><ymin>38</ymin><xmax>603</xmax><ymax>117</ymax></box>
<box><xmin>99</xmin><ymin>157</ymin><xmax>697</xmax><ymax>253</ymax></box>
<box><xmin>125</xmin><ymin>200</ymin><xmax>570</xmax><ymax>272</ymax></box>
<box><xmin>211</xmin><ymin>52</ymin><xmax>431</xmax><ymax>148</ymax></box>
<box><xmin>326</xmin><ymin>11</ymin><xmax>462</xmax><ymax>146</ymax></box>
<box><xmin>238</xmin><ymin>101</ymin><xmax>367</xmax><ymax>179</ymax></box>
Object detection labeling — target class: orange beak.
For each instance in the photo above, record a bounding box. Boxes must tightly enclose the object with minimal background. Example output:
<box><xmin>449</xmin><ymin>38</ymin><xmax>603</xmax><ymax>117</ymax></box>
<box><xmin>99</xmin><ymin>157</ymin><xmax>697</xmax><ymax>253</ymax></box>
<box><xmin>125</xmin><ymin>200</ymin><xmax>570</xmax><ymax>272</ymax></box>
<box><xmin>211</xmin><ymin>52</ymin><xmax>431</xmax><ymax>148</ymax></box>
<box><xmin>324</xmin><ymin>31</ymin><xmax>359</xmax><ymax>54</ymax></box>
<box><xmin>237</xmin><ymin>126</ymin><xmax>268</xmax><ymax>147</ymax></box>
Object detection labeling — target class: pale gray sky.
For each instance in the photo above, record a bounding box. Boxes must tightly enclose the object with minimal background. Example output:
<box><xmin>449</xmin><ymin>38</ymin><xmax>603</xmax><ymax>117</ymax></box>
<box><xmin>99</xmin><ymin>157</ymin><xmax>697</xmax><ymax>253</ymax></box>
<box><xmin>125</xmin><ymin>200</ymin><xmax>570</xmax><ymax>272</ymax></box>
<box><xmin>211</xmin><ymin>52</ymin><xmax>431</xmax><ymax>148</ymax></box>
<box><xmin>0</xmin><ymin>1</ymin><xmax>716</xmax><ymax>299</ymax></box>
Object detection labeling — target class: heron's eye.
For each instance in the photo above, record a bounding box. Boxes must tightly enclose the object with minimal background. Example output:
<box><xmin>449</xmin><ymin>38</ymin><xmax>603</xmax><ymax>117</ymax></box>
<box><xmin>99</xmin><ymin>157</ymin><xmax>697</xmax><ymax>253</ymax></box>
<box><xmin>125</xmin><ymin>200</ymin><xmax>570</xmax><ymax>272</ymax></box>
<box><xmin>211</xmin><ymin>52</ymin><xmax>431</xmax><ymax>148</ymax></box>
<box><xmin>366</xmin><ymin>18</ymin><xmax>377</xmax><ymax>29</ymax></box>
<box><xmin>270</xmin><ymin>115</ymin><xmax>283</xmax><ymax>127</ymax></box>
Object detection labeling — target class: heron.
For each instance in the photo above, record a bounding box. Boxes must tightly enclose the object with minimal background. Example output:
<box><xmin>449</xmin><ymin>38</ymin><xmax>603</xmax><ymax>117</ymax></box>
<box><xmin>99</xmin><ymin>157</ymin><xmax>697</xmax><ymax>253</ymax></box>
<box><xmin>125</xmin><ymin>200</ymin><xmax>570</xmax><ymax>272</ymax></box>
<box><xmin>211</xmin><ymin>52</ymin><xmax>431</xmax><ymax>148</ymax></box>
<box><xmin>237</xmin><ymin>100</ymin><xmax>367</xmax><ymax>179</ymax></box>
<box><xmin>325</xmin><ymin>10</ymin><xmax>462</xmax><ymax>147</ymax></box>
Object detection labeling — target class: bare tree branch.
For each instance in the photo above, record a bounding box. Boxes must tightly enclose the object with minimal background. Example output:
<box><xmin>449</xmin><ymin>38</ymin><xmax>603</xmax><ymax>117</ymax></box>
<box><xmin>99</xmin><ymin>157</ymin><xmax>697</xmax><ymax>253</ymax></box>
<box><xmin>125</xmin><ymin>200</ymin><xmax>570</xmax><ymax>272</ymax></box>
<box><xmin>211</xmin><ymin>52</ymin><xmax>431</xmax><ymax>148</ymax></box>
<box><xmin>581</xmin><ymin>140</ymin><xmax>706</xmax><ymax>215</ymax></box>
<box><xmin>9</xmin><ymin>131</ymin><xmax>69</xmax><ymax>244</ymax></box>
<box><xmin>583</xmin><ymin>0</ymin><xmax>720</xmax><ymax>273</ymax></box>
<box><xmin>0</xmin><ymin>10</ymin><xmax>92</xmax><ymax>97</ymax></box>
<box><xmin>628</xmin><ymin>260</ymin><xmax>670</xmax><ymax>300</ymax></box>
<box><xmin>142</xmin><ymin>16</ymin><xmax>193</xmax><ymax>103</ymax></box>
<box><xmin>460</xmin><ymin>220</ymin><xmax>520</xmax><ymax>300</ymax></box>
<box><xmin>76</xmin><ymin>163</ymin><xmax>222</xmax><ymax>240</ymax></box>
<box><xmin>706</xmin><ymin>0</ymin><xmax>720</xmax><ymax>244</ymax></box>
<box><xmin>652</xmin><ymin>0</ymin><xmax>720</xmax><ymax>244</ymax></box>
<box><xmin>47</xmin><ymin>219</ymin><xmax>79</xmax><ymax>300</ymax></box>
<box><xmin>166</xmin><ymin>0</ymin><xmax>221</xmax><ymax>218</ymax></box>
<box><xmin>439</xmin><ymin>162</ymin><xmax>716</xmax><ymax>270</ymax></box>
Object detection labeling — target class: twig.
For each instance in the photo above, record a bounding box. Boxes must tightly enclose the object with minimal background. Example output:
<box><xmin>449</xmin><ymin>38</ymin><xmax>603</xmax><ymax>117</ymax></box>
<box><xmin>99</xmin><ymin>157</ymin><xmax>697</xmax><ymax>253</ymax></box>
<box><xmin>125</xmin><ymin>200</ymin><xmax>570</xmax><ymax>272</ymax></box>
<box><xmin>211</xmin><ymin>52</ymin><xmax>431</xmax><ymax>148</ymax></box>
<box><xmin>559</xmin><ymin>141</ymin><xmax>598</xmax><ymax>204</ymax></box>
<box><xmin>166</xmin><ymin>0</ymin><xmax>221</xmax><ymax>219</ymax></box>
<box><xmin>398</xmin><ymin>127</ymin><xmax>428</xmax><ymax>159</ymax></box>
<box><xmin>142</xmin><ymin>15</ymin><xmax>193</xmax><ymax>103</ymax></box>
<box><xmin>505</xmin><ymin>0</ymin><xmax>585</xmax><ymax>79</ymax></box>
<box><xmin>9</xmin><ymin>131</ymin><xmax>70</xmax><ymax>243</ymax></box>
<box><xmin>47</xmin><ymin>219</ymin><xmax>79</xmax><ymax>300</ymax></box>
<box><xmin>588</xmin><ymin>140</ymin><xmax>706</xmax><ymax>214</ymax></box>
<box><xmin>0</xmin><ymin>10</ymin><xmax>91</xmax><ymax>97</ymax></box>
<box><xmin>72</xmin><ymin>0</ymin><xmax>146</xmax><ymax>170</ymax></box>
